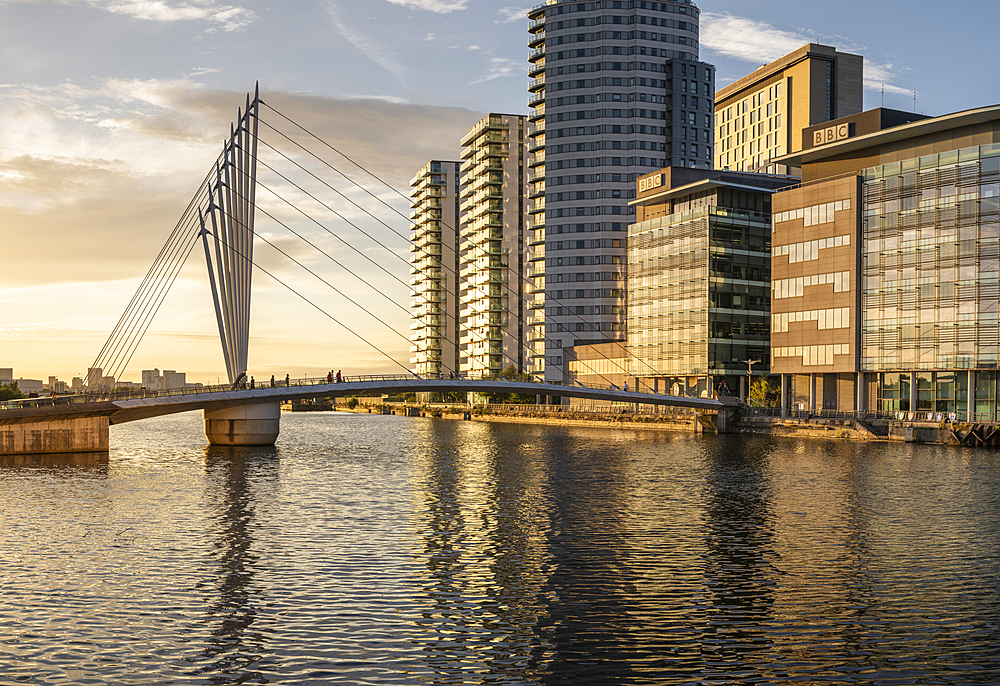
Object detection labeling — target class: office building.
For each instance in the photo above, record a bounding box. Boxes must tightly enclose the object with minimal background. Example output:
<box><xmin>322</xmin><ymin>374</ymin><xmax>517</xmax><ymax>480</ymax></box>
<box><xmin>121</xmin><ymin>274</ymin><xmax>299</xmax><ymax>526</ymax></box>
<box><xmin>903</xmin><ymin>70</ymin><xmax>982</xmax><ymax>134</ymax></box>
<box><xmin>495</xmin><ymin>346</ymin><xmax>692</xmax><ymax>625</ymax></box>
<box><xmin>715</xmin><ymin>43</ymin><xmax>863</xmax><ymax>174</ymax></box>
<box><xmin>0</xmin><ymin>368</ymin><xmax>12</xmax><ymax>383</ymax></box>
<box><xmin>163</xmin><ymin>370</ymin><xmax>186</xmax><ymax>390</ymax></box>
<box><xmin>627</xmin><ymin>166</ymin><xmax>790</xmax><ymax>398</ymax></box>
<box><xmin>142</xmin><ymin>369</ymin><xmax>162</xmax><ymax>390</ymax></box>
<box><xmin>409</xmin><ymin>160</ymin><xmax>463</xmax><ymax>379</ymax></box>
<box><xmin>458</xmin><ymin>114</ymin><xmax>530</xmax><ymax>377</ymax></box>
<box><xmin>771</xmin><ymin>104</ymin><xmax>1000</xmax><ymax>418</ymax></box>
<box><xmin>527</xmin><ymin>0</ymin><xmax>716</xmax><ymax>381</ymax></box>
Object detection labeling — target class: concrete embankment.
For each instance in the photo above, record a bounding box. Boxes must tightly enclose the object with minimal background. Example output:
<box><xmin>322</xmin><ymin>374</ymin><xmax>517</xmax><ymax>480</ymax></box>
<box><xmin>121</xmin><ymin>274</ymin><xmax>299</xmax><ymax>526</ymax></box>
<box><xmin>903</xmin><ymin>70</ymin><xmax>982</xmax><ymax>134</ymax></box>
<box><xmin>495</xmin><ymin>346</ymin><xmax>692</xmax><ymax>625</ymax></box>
<box><xmin>336</xmin><ymin>399</ymin><xmax>985</xmax><ymax>447</ymax></box>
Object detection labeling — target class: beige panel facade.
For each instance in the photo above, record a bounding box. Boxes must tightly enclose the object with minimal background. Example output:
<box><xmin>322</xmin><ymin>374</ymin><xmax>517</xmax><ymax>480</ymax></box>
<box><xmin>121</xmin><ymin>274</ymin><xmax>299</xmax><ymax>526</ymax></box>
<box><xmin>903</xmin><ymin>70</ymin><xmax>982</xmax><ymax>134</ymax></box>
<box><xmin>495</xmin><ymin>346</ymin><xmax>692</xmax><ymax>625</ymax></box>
<box><xmin>771</xmin><ymin>175</ymin><xmax>860</xmax><ymax>376</ymax></box>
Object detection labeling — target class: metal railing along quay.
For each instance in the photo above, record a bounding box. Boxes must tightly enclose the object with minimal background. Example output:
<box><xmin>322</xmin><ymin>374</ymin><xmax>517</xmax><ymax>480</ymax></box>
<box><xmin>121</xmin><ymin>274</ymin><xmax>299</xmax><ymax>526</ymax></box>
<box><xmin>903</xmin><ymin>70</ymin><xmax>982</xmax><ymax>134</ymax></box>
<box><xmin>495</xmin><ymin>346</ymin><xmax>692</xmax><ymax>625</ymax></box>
<box><xmin>1</xmin><ymin>372</ymin><xmax>722</xmax><ymax>414</ymax></box>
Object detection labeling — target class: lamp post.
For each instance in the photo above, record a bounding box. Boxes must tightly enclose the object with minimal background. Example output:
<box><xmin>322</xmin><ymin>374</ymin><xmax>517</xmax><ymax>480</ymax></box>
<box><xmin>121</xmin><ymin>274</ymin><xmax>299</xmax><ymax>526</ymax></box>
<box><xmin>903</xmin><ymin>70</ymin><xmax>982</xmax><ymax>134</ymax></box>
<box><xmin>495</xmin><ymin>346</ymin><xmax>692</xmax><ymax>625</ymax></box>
<box><xmin>744</xmin><ymin>359</ymin><xmax>759</xmax><ymax>405</ymax></box>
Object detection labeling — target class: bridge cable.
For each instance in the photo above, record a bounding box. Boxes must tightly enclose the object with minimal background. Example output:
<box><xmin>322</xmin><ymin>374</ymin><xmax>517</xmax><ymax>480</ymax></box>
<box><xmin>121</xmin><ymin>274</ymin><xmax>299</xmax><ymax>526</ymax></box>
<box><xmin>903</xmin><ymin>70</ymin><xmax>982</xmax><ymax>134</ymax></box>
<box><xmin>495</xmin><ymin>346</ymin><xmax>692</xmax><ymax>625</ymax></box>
<box><xmin>228</xmin><ymin>177</ymin><xmax>526</xmax><ymax>378</ymax></box>
<box><xmin>89</xmin><ymin>167</ymin><xmax>220</xmax><ymax>388</ymax></box>
<box><xmin>96</xmin><ymin>180</ymin><xmax>213</xmax><ymax>382</ymax></box>
<box><xmin>245</xmin><ymin>144</ymin><xmax>526</xmax><ymax>379</ymax></box>
<box><xmin>206</xmin><ymin>228</ymin><xmax>413</xmax><ymax>376</ymax></box>
<box><xmin>249</xmin><ymin>155</ymin><xmax>536</xmax><ymax>380</ymax></box>
<box><xmin>257</xmin><ymin>109</ymin><xmax>653</xmax><ymax>391</ymax></box>
<box><xmin>87</xmin><ymin>159</ymin><xmax>221</xmax><ymax>385</ymax></box>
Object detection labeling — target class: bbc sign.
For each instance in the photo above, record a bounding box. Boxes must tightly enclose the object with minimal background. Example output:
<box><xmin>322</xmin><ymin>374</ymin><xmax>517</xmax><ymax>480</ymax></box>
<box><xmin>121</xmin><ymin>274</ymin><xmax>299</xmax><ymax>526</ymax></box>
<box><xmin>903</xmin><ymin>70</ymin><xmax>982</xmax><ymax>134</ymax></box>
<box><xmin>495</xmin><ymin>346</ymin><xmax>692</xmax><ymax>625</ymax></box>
<box><xmin>814</xmin><ymin>123</ymin><xmax>852</xmax><ymax>147</ymax></box>
<box><xmin>638</xmin><ymin>173</ymin><xmax>664</xmax><ymax>193</ymax></box>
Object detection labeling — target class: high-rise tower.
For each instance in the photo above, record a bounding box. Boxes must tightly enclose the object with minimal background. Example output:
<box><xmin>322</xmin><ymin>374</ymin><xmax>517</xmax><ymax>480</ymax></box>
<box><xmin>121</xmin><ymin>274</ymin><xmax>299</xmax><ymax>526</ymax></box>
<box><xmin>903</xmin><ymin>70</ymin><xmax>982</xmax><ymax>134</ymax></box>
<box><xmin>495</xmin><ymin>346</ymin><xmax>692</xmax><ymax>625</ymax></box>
<box><xmin>458</xmin><ymin>114</ymin><xmax>530</xmax><ymax>378</ymax></box>
<box><xmin>527</xmin><ymin>0</ymin><xmax>715</xmax><ymax>382</ymax></box>
<box><xmin>410</xmin><ymin>160</ymin><xmax>462</xmax><ymax>380</ymax></box>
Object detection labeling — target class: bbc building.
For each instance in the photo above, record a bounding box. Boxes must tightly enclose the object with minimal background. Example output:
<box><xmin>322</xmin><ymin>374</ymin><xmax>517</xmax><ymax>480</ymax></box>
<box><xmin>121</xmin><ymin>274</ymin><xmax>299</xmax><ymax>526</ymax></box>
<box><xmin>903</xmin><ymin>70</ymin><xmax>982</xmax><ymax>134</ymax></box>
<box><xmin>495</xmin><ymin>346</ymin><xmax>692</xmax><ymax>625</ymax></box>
<box><xmin>771</xmin><ymin>104</ymin><xmax>1000</xmax><ymax>420</ymax></box>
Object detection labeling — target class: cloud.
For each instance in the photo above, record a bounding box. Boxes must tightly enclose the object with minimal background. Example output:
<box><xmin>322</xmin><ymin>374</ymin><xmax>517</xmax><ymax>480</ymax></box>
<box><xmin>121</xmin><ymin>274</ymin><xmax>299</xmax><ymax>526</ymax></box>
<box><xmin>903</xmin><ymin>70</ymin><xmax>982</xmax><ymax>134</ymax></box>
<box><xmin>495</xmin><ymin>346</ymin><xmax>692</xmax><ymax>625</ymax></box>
<box><xmin>0</xmin><ymin>0</ymin><xmax>257</xmax><ymax>30</ymax></box>
<box><xmin>99</xmin><ymin>0</ymin><xmax>257</xmax><ymax>30</ymax></box>
<box><xmin>326</xmin><ymin>2</ymin><xmax>408</xmax><ymax>84</ymax></box>
<box><xmin>382</xmin><ymin>0</ymin><xmax>468</xmax><ymax>12</ymax></box>
<box><xmin>702</xmin><ymin>12</ymin><xmax>909</xmax><ymax>95</ymax></box>
<box><xmin>701</xmin><ymin>12</ymin><xmax>807</xmax><ymax>65</ymax></box>
<box><xmin>471</xmin><ymin>57</ymin><xmax>522</xmax><ymax>85</ymax></box>
<box><xmin>495</xmin><ymin>5</ymin><xmax>529</xmax><ymax>23</ymax></box>
<box><xmin>0</xmin><ymin>80</ymin><xmax>484</xmax><ymax>288</ymax></box>
<box><xmin>865</xmin><ymin>59</ymin><xmax>912</xmax><ymax>96</ymax></box>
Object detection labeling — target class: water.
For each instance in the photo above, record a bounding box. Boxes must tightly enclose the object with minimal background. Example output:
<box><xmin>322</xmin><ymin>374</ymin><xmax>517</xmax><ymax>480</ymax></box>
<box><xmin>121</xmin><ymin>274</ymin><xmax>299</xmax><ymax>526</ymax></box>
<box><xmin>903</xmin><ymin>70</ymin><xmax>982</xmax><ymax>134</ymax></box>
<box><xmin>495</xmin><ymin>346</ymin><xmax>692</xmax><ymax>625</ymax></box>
<box><xmin>2</xmin><ymin>412</ymin><xmax>1000</xmax><ymax>685</ymax></box>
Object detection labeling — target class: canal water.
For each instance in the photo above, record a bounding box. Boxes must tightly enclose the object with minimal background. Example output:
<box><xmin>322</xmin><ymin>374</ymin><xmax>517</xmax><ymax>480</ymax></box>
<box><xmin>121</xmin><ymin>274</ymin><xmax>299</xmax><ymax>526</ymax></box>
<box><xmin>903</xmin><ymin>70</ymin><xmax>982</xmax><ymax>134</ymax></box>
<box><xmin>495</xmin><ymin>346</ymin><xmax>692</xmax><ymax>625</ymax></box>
<box><xmin>2</xmin><ymin>412</ymin><xmax>999</xmax><ymax>685</ymax></box>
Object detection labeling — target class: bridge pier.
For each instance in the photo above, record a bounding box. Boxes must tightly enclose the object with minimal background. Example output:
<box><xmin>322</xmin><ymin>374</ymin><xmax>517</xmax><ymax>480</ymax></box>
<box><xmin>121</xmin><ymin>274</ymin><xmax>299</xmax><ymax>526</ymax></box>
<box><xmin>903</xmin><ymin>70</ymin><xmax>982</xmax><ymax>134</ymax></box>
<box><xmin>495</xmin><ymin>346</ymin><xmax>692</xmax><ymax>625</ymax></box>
<box><xmin>204</xmin><ymin>403</ymin><xmax>281</xmax><ymax>446</ymax></box>
<box><xmin>1</xmin><ymin>416</ymin><xmax>110</xmax><ymax>455</ymax></box>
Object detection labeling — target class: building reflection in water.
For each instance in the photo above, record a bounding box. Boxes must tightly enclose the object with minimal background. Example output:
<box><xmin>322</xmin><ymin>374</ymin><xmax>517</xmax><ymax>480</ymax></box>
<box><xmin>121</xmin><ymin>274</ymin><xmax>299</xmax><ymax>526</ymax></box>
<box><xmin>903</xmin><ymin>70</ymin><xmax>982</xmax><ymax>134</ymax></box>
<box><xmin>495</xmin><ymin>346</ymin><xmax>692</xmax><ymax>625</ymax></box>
<box><xmin>697</xmin><ymin>436</ymin><xmax>779</xmax><ymax>679</ymax></box>
<box><xmin>197</xmin><ymin>444</ymin><xmax>279</xmax><ymax>683</ymax></box>
<box><xmin>0</xmin><ymin>451</ymin><xmax>110</xmax><ymax>469</ymax></box>
<box><xmin>409</xmin><ymin>419</ymin><xmax>555</xmax><ymax>683</ymax></box>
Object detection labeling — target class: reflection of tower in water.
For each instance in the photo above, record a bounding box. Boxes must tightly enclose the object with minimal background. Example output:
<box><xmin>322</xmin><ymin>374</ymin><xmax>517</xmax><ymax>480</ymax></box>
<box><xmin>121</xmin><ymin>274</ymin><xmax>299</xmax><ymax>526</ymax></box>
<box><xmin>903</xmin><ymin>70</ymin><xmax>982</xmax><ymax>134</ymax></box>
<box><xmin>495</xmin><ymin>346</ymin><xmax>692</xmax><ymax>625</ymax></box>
<box><xmin>700</xmin><ymin>436</ymin><xmax>778</xmax><ymax>676</ymax></box>
<box><xmin>411</xmin><ymin>420</ymin><xmax>553</xmax><ymax>682</ymax></box>
<box><xmin>197</xmin><ymin>445</ymin><xmax>278</xmax><ymax>681</ymax></box>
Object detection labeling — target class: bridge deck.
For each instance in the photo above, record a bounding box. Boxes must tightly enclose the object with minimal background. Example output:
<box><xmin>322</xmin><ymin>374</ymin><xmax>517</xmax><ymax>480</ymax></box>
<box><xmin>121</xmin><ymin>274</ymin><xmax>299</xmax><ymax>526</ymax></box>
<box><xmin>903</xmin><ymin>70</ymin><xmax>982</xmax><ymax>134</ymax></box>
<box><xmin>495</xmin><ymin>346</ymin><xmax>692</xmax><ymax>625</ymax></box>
<box><xmin>2</xmin><ymin>376</ymin><xmax>734</xmax><ymax>425</ymax></box>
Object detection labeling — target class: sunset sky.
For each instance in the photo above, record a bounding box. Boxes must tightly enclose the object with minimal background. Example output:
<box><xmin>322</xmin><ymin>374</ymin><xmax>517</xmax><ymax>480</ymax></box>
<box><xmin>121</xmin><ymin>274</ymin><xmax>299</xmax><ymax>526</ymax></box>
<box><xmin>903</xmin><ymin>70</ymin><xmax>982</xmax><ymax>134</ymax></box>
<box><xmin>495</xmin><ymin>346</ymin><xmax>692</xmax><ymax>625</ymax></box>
<box><xmin>2</xmin><ymin>0</ymin><xmax>998</xmax><ymax>385</ymax></box>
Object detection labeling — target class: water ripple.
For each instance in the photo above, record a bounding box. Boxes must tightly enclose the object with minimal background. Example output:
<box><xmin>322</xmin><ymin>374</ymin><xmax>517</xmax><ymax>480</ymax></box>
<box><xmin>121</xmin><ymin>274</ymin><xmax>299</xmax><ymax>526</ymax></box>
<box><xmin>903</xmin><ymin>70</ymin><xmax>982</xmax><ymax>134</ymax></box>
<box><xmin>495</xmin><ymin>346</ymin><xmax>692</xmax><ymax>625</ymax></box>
<box><xmin>1</xmin><ymin>415</ymin><xmax>999</xmax><ymax>684</ymax></box>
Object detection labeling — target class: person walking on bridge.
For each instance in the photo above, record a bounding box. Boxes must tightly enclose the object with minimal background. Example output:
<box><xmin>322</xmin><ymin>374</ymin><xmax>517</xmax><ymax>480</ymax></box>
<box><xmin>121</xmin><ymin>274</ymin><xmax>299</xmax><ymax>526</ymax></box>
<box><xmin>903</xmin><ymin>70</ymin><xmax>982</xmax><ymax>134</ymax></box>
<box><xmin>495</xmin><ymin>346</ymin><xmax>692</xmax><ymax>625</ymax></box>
<box><xmin>336</xmin><ymin>370</ymin><xmax>342</xmax><ymax>383</ymax></box>
<box><xmin>327</xmin><ymin>371</ymin><xmax>333</xmax><ymax>384</ymax></box>
<box><xmin>285</xmin><ymin>374</ymin><xmax>290</xmax><ymax>387</ymax></box>
<box><xmin>270</xmin><ymin>375</ymin><xmax>275</xmax><ymax>388</ymax></box>
<box><xmin>250</xmin><ymin>377</ymin><xmax>255</xmax><ymax>389</ymax></box>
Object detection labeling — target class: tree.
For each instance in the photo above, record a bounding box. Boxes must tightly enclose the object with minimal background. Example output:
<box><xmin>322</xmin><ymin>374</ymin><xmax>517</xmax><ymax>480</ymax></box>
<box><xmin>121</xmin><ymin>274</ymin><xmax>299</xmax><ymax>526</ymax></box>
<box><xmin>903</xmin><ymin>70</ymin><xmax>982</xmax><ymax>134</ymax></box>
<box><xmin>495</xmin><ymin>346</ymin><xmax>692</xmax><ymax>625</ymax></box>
<box><xmin>484</xmin><ymin>365</ymin><xmax>538</xmax><ymax>404</ymax></box>
<box><xmin>0</xmin><ymin>381</ymin><xmax>25</xmax><ymax>402</ymax></box>
<box><xmin>750</xmin><ymin>376</ymin><xmax>781</xmax><ymax>408</ymax></box>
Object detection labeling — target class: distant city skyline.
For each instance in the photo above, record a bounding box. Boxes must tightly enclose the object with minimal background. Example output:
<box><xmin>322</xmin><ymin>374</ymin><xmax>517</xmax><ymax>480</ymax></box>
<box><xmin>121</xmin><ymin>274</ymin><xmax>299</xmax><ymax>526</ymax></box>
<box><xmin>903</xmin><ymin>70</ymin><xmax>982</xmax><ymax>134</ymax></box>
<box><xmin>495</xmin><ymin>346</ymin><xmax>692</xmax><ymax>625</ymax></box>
<box><xmin>1</xmin><ymin>0</ymin><xmax>997</xmax><ymax>383</ymax></box>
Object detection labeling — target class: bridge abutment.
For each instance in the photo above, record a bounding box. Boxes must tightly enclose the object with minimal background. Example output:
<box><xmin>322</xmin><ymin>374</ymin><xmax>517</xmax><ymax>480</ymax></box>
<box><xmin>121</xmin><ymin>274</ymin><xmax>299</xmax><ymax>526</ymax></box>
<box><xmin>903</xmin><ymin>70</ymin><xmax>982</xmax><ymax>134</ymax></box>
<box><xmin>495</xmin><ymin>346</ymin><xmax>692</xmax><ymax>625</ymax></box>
<box><xmin>1</xmin><ymin>416</ymin><xmax>110</xmax><ymax>455</ymax></box>
<box><xmin>204</xmin><ymin>403</ymin><xmax>281</xmax><ymax>446</ymax></box>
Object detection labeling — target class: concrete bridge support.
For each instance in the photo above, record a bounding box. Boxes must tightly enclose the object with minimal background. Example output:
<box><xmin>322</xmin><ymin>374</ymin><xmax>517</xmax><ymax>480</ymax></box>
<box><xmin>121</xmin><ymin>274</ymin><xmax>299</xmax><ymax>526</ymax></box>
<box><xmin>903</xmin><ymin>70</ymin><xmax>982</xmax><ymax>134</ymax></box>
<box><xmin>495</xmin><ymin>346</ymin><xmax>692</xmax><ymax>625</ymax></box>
<box><xmin>204</xmin><ymin>403</ymin><xmax>281</xmax><ymax>446</ymax></box>
<box><xmin>1</xmin><ymin>416</ymin><xmax>110</xmax><ymax>455</ymax></box>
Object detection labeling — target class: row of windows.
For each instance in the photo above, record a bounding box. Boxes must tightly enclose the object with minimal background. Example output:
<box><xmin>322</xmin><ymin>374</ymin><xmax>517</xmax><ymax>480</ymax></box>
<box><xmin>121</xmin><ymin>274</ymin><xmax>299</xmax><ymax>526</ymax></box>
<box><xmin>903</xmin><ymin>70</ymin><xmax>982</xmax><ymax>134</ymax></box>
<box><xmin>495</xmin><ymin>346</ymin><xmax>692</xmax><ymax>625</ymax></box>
<box><xmin>545</xmin><ymin>224</ymin><xmax>626</xmax><ymax>234</ymax></box>
<box><xmin>547</xmin><ymin>322</ymin><xmax>624</xmax><ymax>332</ymax></box>
<box><xmin>549</xmin><ymin>30</ymin><xmax>698</xmax><ymax>44</ymax></box>
<box><xmin>772</xmin><ymin>271</ymin><xmax>851</xmax><ymax>299</ymax></box>
<box><xmin>548</xmin><ymin>305</ymin><xmax>622</xmax><ymax>316</ymax></box>
<box><xmin>549</xmin><ymin>147</ymin><xmax>667</xmax><ymax>166</ymax></box>
<box><xmin>567</xmin><ymin>358</ymin><xmax>629</xmax><ymax>376</ymax></box>
<box><xmin>548</xmin><ymin>108</ymin><xmax>671</xmax><ymax>122</ymax></box>
<box><xmin>549</xmin><ymin>138</ymin><xmax>674</xmax><ymax>152</ymax></box>
<box><xmin>549</xmin><ymin>204</ymin><xmax>636</xmax><ymax>216</ymax></box>
<box><xmin>547</xmin><ymin>239</ymin><xmax>624</xmax><ymax>250</ymax></box>
<box><xmin>547</xmin><ymin>255</ymin><xmax>623</xmax><ymax>266</ymax></box>
<box><xmin>772</xmin><ymin>307</ymin><xmax>851</xmax><ymax>334</ymax></box>
<box><xmin>774</xmin><ymin>198</ymin><xmax>852</xmax><ymax>227</ymax></box>
<box><xmin>773</xmin><ymin>344</ymin><xmax>851</xmax><ymax>366</ymax></box>
<box><xmin>551</xmin><ymin>92</ymin><xmax>670</xmax><ymax>105</ymax></box>
<box><xmin>548</xmin><ymin>288</ymin><xmax>623</xmax><ymax>299</ymax></box>
<box><xmin>549</xmin><ymin>189</ymin><xmax>636</xmax><ymax>200</ymax></box>
<box><xmin>546</xmin><ymin>76</ymin><xmax>666</xmax><ymax>90</ymax></box>
<box><xmin>545</xmin><ymin>2</ymin><xmax>698</xmax><ymax>18</ymax></box>
<box><xmin>773</xmin><ymin>234</ymin><xmax>852</xmax><ymax>264</ymax></box>
<box><xmin>545</xmin><ymin>59</ymin><xmax>694</xmax><ymax>74</ymax></box>
<box><xmin>547</xmin><ymin>159</ymin><xmax>668</xmax><ymax>183</ymax></box>
<box><xmin>550</xmin><ymin>15</ymin><xmax>697</xmax><ymax>32</ymax></box>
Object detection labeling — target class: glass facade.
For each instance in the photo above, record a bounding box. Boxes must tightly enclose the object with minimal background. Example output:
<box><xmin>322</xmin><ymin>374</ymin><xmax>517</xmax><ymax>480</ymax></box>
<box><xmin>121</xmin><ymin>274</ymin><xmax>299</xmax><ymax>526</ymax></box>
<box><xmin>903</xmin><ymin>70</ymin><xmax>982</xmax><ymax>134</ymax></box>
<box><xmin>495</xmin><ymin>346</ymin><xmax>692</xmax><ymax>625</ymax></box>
<box><xmin>861</xmin><ymin>143</ymin><xmax>1000</xmax><ymax>372</ymax></box>
<box><xmin>628</xmin><ymin>206</ymin><xmax>771</xmax><ymax>378</ymax></box>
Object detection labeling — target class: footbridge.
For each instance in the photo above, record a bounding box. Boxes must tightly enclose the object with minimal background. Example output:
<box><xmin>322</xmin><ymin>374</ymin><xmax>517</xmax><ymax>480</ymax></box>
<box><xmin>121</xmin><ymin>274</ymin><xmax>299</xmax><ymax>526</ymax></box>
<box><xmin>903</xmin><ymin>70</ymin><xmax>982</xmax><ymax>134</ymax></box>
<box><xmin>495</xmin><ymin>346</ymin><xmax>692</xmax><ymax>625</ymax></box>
<box><xmin>4</xmin><ymin>86</ymin><xmax>739</xmax><ymax>456</ymax></box>
<box><xmin>2</xmin><ymin>375</ymin><xmax>736</xmax><ymax>454</ymax></box>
